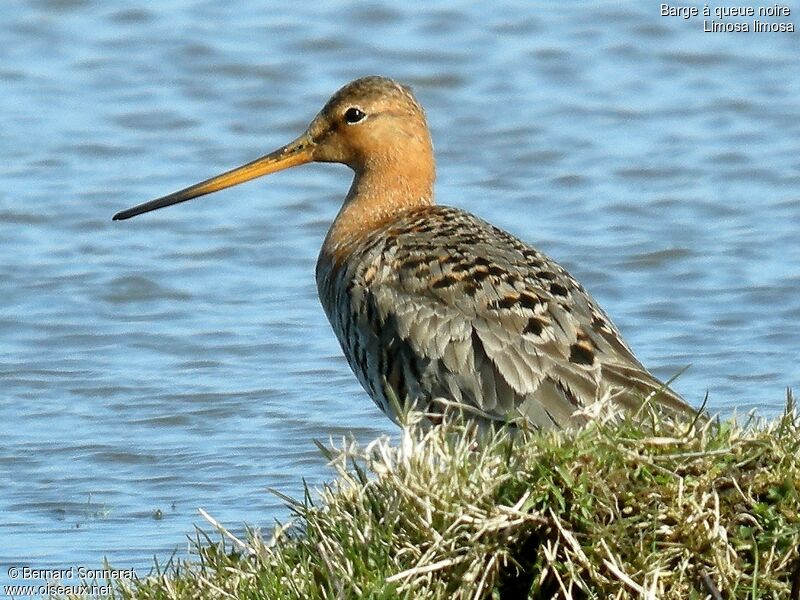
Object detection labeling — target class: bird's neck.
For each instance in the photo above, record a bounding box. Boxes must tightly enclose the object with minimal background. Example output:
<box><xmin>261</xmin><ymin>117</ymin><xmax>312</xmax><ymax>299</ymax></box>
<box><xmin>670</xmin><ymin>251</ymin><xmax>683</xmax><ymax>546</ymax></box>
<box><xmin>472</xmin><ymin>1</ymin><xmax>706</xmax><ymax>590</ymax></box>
<box><xmin>321</xmin><ymin>154</ymin><xmax>435</xmax><ymax>263</ymax></box>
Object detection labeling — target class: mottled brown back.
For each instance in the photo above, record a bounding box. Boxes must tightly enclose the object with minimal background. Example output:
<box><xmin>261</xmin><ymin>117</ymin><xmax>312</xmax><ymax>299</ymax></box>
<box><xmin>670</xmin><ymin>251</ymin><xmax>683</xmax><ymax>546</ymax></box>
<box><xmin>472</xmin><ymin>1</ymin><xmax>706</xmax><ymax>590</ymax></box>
<box><xmin>317</xmin><ymin>204</ymin><xmax>691</xmax><ymax>429</ymax></box>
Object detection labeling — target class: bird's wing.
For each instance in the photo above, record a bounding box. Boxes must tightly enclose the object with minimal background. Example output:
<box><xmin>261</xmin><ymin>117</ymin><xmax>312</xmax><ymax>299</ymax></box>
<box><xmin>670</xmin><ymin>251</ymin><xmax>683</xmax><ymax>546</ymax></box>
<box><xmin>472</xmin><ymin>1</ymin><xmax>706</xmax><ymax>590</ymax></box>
<box><xmin>362</xmin><ymin>206</ymin><xmax>688</xmax><ymax>428</ymax></box>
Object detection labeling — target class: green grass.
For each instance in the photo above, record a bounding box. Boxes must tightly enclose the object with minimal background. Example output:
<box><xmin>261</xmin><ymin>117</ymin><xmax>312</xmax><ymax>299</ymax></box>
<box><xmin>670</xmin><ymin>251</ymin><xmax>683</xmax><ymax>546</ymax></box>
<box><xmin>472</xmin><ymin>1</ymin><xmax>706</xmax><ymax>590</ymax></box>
<box><xmin>101</xmin><ymin>392</ymin><xmax>799</xmax><ymax>599</ymax></box>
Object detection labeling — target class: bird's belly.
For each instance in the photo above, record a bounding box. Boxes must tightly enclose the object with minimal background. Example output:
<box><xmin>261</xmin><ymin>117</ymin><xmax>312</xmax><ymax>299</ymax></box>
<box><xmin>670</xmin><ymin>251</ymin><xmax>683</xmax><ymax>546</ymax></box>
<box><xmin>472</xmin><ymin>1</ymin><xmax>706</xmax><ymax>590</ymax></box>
<box><xmin>325</xmin><ymin>300</ymin><xmax>415</xmax><ymax>421</ymax></box>
<box><xmin>317</xmin><ymin>264</ymin><xmax>432</xmax><ymax>423</ymax></box>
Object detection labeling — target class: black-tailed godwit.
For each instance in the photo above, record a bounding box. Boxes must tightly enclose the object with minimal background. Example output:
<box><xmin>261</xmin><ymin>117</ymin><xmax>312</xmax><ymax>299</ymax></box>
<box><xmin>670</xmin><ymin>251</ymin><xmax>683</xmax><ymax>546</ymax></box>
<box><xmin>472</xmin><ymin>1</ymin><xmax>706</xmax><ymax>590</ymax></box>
<box><xmin>114</xmin><ymin>76</ymin><xmax>692</xmax><ymax>429</ymax></box>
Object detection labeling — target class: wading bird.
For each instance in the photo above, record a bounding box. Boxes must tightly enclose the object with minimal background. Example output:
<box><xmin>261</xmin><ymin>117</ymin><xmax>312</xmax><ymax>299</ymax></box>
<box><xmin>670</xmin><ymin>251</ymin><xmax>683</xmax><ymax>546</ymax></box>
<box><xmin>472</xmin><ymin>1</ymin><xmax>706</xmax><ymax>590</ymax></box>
<box><xmin>114</xmin><ymin>76</ymin><xmax>693</xmax><ymax>429</ymax></box>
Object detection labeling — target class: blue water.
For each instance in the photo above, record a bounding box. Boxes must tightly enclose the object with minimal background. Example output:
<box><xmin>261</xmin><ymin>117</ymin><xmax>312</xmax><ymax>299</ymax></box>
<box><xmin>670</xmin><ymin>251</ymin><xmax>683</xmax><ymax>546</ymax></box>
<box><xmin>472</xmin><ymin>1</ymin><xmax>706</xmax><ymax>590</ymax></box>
<box><xmin>2</xmin><ymin>0</ymin><xmax>798</xmax><ymax>586</ymax></box>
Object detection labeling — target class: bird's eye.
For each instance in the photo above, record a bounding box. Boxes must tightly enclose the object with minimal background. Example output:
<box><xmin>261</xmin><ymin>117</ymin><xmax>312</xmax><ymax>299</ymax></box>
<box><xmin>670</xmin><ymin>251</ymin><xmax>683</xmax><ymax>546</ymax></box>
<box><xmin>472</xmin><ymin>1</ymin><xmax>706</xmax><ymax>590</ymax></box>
<box><xmin>344</xmin><ymin>107</ymin><xmax>366</xmax><ymax>124</ymax></box>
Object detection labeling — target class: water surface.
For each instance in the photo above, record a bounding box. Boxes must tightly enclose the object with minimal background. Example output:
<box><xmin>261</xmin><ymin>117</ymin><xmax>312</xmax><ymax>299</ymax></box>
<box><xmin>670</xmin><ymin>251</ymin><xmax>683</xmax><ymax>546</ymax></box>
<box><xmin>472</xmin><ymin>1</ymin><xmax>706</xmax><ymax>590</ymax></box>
<box><xmin>1</xmin><ymin>0</ymin><xmax>798</xmax><ymax>584</ymax></box>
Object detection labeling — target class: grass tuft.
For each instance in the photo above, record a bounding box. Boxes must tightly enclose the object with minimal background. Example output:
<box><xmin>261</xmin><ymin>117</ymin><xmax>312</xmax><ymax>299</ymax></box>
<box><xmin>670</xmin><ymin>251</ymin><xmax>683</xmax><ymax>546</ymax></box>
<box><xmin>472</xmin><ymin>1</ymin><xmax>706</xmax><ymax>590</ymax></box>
<box><xmin>99</xmin><ymin>391</ymin><xmax>800</xmax><ymax>599</ymax></box>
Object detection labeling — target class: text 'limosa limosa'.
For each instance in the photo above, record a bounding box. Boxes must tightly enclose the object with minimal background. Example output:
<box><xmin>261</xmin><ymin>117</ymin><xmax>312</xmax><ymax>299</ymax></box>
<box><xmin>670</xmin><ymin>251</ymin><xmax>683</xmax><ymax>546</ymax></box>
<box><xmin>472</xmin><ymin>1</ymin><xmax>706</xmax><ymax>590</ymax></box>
<box><xmin>114</xmin><ymin>76</ymin><xmax>694</xmax><ymax>429</ymax></box>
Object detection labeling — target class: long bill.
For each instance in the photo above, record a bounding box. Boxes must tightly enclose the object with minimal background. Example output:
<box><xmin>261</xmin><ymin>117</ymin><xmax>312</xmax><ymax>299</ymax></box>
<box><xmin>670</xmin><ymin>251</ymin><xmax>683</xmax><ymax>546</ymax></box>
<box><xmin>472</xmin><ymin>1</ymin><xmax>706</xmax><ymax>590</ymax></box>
<box><xmin>112</xmin><ymin>133</ymin><xmax>315</xmax><ymax>220</ymax></box>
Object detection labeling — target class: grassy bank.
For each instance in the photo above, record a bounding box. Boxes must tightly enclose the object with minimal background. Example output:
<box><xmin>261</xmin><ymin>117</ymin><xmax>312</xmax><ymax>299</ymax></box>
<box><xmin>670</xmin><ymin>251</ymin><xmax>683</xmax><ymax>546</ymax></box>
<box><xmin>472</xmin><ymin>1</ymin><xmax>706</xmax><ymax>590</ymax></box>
<box><xmin>105</xmin><ymin>393</ymin><xmax>799</xmax><ymax>599</ymax></box>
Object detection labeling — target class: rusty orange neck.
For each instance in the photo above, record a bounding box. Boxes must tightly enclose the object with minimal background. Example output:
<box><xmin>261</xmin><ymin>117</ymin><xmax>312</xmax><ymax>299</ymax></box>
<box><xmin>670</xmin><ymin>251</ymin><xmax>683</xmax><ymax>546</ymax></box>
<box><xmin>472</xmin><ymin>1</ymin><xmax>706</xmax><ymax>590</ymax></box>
<box><xmin>321</xmin><ymin>149</ymin><xmax>436</xmax><ymax>263</ymax></box>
